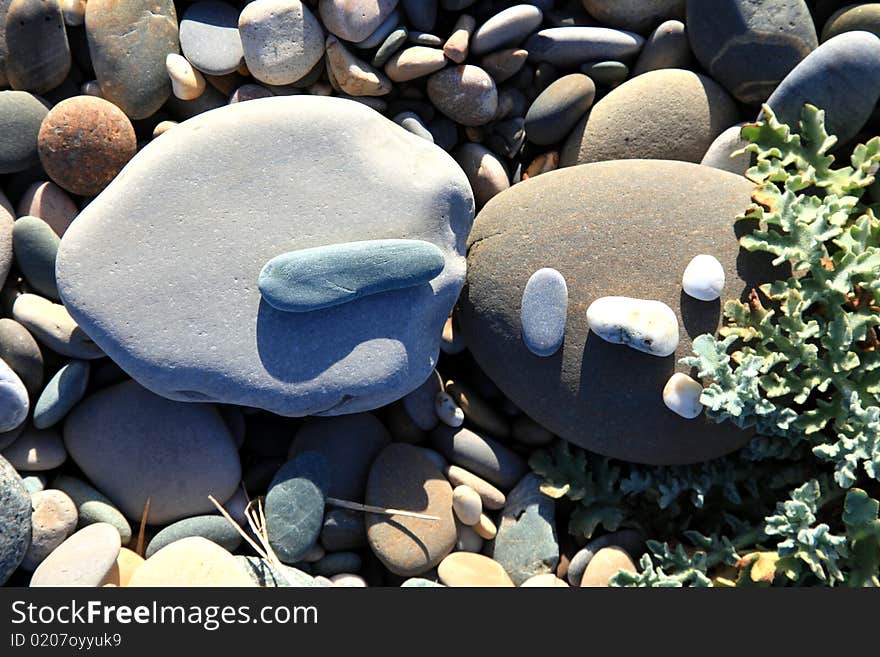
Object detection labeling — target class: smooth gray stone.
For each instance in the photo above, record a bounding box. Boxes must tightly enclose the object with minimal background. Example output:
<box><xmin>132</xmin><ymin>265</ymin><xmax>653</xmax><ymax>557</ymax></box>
<box><xmin>581</xmin><ymin>60</ymin><xmax>629</xmax><ymax>86</ymax></box>
<box><xmin>320</xmin><ymin>509</ymin><xmax>366</xmax><ymax>551</ymax></box>
<box><xmin>407</xmin><ymin>31</ymin><xmax>443</xmax><ymax>47</ymax></box>
<box><xmin>700</xmin><ymin>123</ymin><xmax>751</xmax><ymax>175</ymax></box>
<box><xmin>525</xmin><ymin>27</ymin><xmax>644</xmax><ymax>67</ymax></box>
<box><xmin>52</xmin><ymin>475</ymin><xmax>132</xmax><ymax>544</ymax></box>
<box><xmin>288</xmin><ymin>413</ymin><xmax>390</xmax><ymax>501</ymax></box>
<box><xmin>0</xmin><ymin>319</ymin><xmax>42</xmax><ymax>399</ymax></box>
<box><xmin>567</xmin><ymin>529</ymin><xmax>645</xmax><ymax>585</ymax></box>
<box><xmin>489</xmin><ymin>473</ymin><xmax>558</xmax><ymax>585</ymax></box>
<box><xmin>520</xmin><ymin>268</ymin><xmax>567</xmax><ymax>357</ymax></box>
<box><xmin>266</xmin><ymin>452</ymin><xmax>328</xmax><ymax>565</ymax></box>
<box><xmin>471</xmin><ymin>4</ymin><xmax>544</xmax><ymax>55</ymax></box>
<box><xmin>355</xmin><ymin>9</ymin><xmax>400</xmax><ymax>49</ymax></box>
<box><xmin>401</xmin><ymin>577</ymin><xmax>444</xmax><ymax>587</ymax></box>
<box><xmin>1</xmin><ymin>192</ymin><xmax>11</xmax><ymax>288</ymax></box>
<box><xmin>319</xmin><ymin>0</ymin><xmax>398</xmax><ymax>43</ymax></box>
<box><xmin>393</xmin><ymin>111</ymin><xmax>434</xmax><ymax>143</ymax></box>
<box><xmin>402</xmin><ymin>0</ymin><xmax>436</xmax><ymax>32</ymax></box>
<box><xmin>33</xmin><ymin>360</ymin><xmax>89</xmax><ymax>429</ymax></box>
<box><xmin>259</xmin><ymin>239</ymin><xmax>446</xmax><ymax>313</ymax></box>
<box><xmin>62</xmin><ymin>380</ymin><xmax>241</xmax><ymax>524</ymax></box>
<box><xmin>12</xmin><ymin>216</ymin><xmax>60</xmax><ymax>300</ymax></box>
<box><xmin>85</xmin><ymin>0</ymin><xmax>179</xmax><ymax>120</ymax></box>
<box><xmin>29</xmin><ymin>523</ymin><xmax>120</xmax><ymax>586</ymax></box>
<box><xmin>632</xmin><ymin>19</ymin><xmax>690</xmax><ymax>76</ymax></box>
<box><xmin>145</xmin><ymin>515</ymin><xmax>242</xmax><ymax>558</ymax></box>
<box><xmin>765</xmin><ymin>31</ymin><xmax>880</xmax><ymax>144</ymax></box>
<box><xmin>401</xmin><ymin>369</ymin><xmax>441</xmax><ymax>430</ymax></box>
<box><xmin>4</xmin><ymin>0</ymin><xmax>70</xmax><ymax>93</ymax></box>
<box><xmin>581</xmin><ymin>0</ymin><xmax>684</xmax><ymax>34</ymax></box>
<box><xmin>180</xmin><ymin>1</ymin><xmax>244</xmax><ymax>75</ymax></box>
<box><xmin>56</xmin><ymin>96</ymin><xmax>474</xmax><ymax>417</ymax></box>
<box><xmin>427</xmin><ymin>65</ymin><xmax>498</xmax><ymax>126</ymax></box>
<box><xmin>429</xmin><ymin>426</ymin><xmax>527</xmax><ymax>490</ymax></box>
<box><xmin>372</xmin><ymin>27</ymin><xmax>408</xmax><ymax>67</ymax></box>
<box><xmin>0</xmin><ymin>91</ymin><xmax>48</xmax><ymax>174</ymax></box>
<box><xmin>0</xmin><ymin>454</ymin><xmax>31</xmax><ymax>585</ymax></box>
<box><xmin>524</xmin><ymin>73</ymin><xmax>595</xmax><ymax>145</ymax></box>
<box><xmin>0</xmin><ymin>0</ymin><xmax>11</xmax><ymax>86</ymax></box>
<box><xmin>312</xmin><ymin>551</ymin><xmax>361</xmax><ymax>577</ymax></box>
<box><xmin>0</xmin><ymin>358</ymin><xmax>28</xmax><ymax>433</ymax></box>
<box><xmin>687</xmin><ymin>0</ymin><xmax>817</xmax><ymax>104</ymax></box>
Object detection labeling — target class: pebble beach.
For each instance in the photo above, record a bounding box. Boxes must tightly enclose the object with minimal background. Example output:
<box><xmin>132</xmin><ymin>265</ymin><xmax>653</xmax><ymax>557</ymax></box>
<box><xmin>1</xmin><ymin>0</ymin><xmax>879</xmax><ymax>590</ymax></box>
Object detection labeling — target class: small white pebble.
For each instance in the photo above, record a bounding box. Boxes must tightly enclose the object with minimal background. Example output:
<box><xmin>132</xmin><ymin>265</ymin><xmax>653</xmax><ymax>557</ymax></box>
<box><xmin>330</xmin><ymin>573</ymin><xmax>368</xmax><ymax>587</ymax></box>
<box><xmin>682</xmin><ymin>254</ymin><xmax>725</xmax><ymax>301</ymax></box>
<box><xmin>435</xmin><ymin>391</ymin><xmax>464</xmax><ymax>427</ymax></box>
<box><xmin>586</xmin><ymin>296</ymin><xmax>680</xmax><ymax>357</ymax></box>
<box><xmin>662</xmin><ymin>372</ymin><xmax>704</xmax><ymax>419</ymax></box>
<box><xmin>61</xmin><ymin>0</ymin><xmax>85</xmax><ymax>26</ymax></box>
<box><xmin>166</xmin><ymin>53</ymin><xmax>206</xmax><ymax>101</ymax></box>
<box><xmin>452</xmin><ymin>485</ymin><xmax>483</xmax><ymax>526</ymax></box>
<box><xmin>80</xmin><ymin>81</ymin><xmax>103</xmax><ymax>98</ymax></box>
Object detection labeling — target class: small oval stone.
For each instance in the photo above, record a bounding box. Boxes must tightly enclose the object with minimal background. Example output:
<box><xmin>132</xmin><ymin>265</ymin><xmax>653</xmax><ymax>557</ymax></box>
<box><xmin>129</xmin><ymin>536</ymin><xmax>254</xmax><ymax>587</ymax></box>
<box><xmin>265</xmin><ymin>452</ymin><xmax>328</xmax><ymax>564</ymax></box>
<box><xmin>0</xmin><ymin>319</ymin><xmax>43</xmax><ymax>399</ymax></box>
<box><xmin>0</xmin><ymin>358</ymin><xmax>29</xmax><ymax>433</ymax></box>
<box><xmin>12</xmin><ymin>216</ymin><xmax>60</xmax><ymax>300</ymax></box>
<box><xmin>582</xmin><ymin>0</ymin><xmax>685</xmax><ymax>34</ymax></box>
<box><xmin>452</xmin><ymin>485</ymin><xmax>483</xmax><ymax>525</ymax></box>
<box><xmin>145</xmin><ymin>515</ymin><xmax>242</xmax><ymax>558</ymax></box>
<box><xmin>259</xmin><ymin>239</ymin><xmax>446</xmax><ymax>313</ymax></box>
<box><xmin>435</xmin><ymin>390</ymin><xmax>464</xmax><ymax>427</ymax></box>
<box><xmin>180</xmin><ymin>1</ymin><xmax>244</xmax><ymax>76</ymax></box>
<box><xmin>580</xmin><ymin>546</ymin><xmax>637</xmax><ymax>587</ymax></box>
<box><xmin>0</xmin><ymin>91</ymin><xmax>48</xmax><ymax>174</ymax></box>
<box><xmin>632</xmin><ymin>19</ymin><xmax>690</xmax><ymax>76</ymax></box>
<box><xmin>456</xmin><ymin>522</ymin><xmax>484</xmax><ymax>552</ymax></box>
<box><xmin>443</xmin><ymin>14</ymin><xmax>475</xmax><ymax>64</ymax></box>
<box><xmin>321</xmin><ymin>509</ymin><xmax>366</xmax><ymax>551</ymax></box>
<box><xmin>525</xmin><ymin>27</ymin><xmax>645</xmax><ymax>67</ymax></box>
<box><xmin>471</xmin><ymin>4</ymin><xmax>543</xmax><ymax>56</ymax></box>
<box><xmin>453</xmin><ymin>143</ymin><xmax>509</xmax><ymax>208</ymax></box>
<box><xmin>427</xmin><ymin>65</ymin><xmax>498</xmax><ymax>127</ymax></box>
<box><xmin>474</xmin><ymin>513</ymin><xmax>497</xmax><ymax>540</ymax></box>
<box><xmin>21</xmin><ymin>489</ymin><xmax>77</xmax><ymax>570</ymax></box>
<box><xmin>2</xmin><ymin>426</ymin><xmax>66</xmax><ymax>471</ymax></box>
<box><xmin>586</xmin><ymin>296</ymin><xmax>680</xmax><ymax>357</ymax></box>
<box><xmin>30</xmin><ymin>523</ymin><xmax>120</xmax><ymax>587</ymax></box>
<box><xmin>37</xmin><ymin>96</ymin><xmax>137</xmax><ymax>197</ymax></box>
<box><xmin>682</xmin><ymin>254</ymin><xmax>725</xmax><ymax>301</ymax></box>
<box><xmin>430</xmin><ymin>425</ymin><xmax>526</xmax><ymax>490</ymax></box>
<box><xmin>5</xmin><ymin>0</ymin><xmax>71</xmax><ymax>93</ymax></box>
<box><xmin>372</xmin><ymin>27</ymin><xmax>409</xmax><ymax>67</ymax></box>
<box><xmin>444</xmin><ymin>464</ymin><xmax>505</xmax><ymax>510</ymax></box>
<box><xmin>166</xmin><ymin>53</ymin><xmax>207</xmax><ymax>100</ymax></box>
<box><xmin>33</xmin><ymin>360</ymin><xmax>90</xmax><ymax>429</ymax></box>
<box><xmin>663</xmin><ymin>372</ymin><xmax>703</xmax><ymax>419</ymax></box>
<box><xmin>581</xmin><ymin>60</ymin><xmax>629</xmax><ymax>86</ymax></box>
<box><xmin>525</xmin><ymin>75</ymin><xmax>595</xmax><ymax>147</ymax></box>
<box><xmin>384</xmin><ymin>46</ymin><xmax>447</xmax><ymax>82</ymax></box>
<box><xmin>438</xmin><ymin>552</ymin><xmax>514</xmax><ymax>587</ymax></box>
<box><xmin>520</xmin><ymin>267</ymin><xmax>568</xmax><ymax>356</ymax></box>
<box><xmin>53</xmin><ymin>475</ymin><xmax>132</xmax><ymax>544</ymax></box>
<box><xmin>480</xmin><ymin>48</ymin><xmax>528</xmax><ymax>84</ymax></box>
<box><xmin>12</xmin><ymin>294</ymin><xmax>104</xmax><ymax>359</ymax></box>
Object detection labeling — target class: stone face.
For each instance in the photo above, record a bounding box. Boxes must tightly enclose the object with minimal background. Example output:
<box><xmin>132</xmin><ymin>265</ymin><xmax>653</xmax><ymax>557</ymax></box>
<box><xmin>266</xmin><ymin>452</ymin><xmax>328</xmax><ymax>564</ymax></box>
<box><xmin>5</xmin><ymin>0</ymin><xmax>71</xmax><ymax>93</ymax></box>
<box><xmin>562</xmin><ymin>69</ymin><xmax>737</xmax><ymax>166</ymax></box>
<box><xmin>240</xmin><ymin>0</ymin><xmax>325</xmax><ymax>86</ymax></box>
<box><xmin>130</xmin><ymin>537</ymin><xmax>254</xmax><ymax>587</ymax></box>
<box><xmin>0</xmin><ymin>455</ymin><xmax>31</xmax><ymax>585</ymax></box>
<box><xmin>30</xmin><ymin>523</ymin><xmax>120</xmax><ymax>587</ymax></box>
<box><xmin>765</xmin><ymin>31</ymin><xmax>880</xmax><ymax>145</ymax></box>
<box><xmin>470</xmin><ymin>4</ymin><xmax>544</xmax><ymax>56</ymax></box>
<box><xmin>524</xmin><ymin>27</ymin><xmax>644</xmax><ymax>67</ymax></box>
<box><xmin>288</xmin><ymin>413</ymin><xmax>390</xmax><ymax>501</ymax></box>
<box><xmin>687</xmin><ymin>0</ymin><xmax>817</xmax><ymax>104</ymax></box>
<box><xmin>427</xmin><ymin>65</ymin><xmax>498</xmax><ymax>127</ymax></box>
<box><xmin>62</xmin><ymin>380</ymin><xmax>241</xmax><ymax>524</ymax></box>
<box><xmin>582</xmin><ymin>0</ymin><xmax>685</xmax><ymax>34</ymax></box>
<box><xmin>37</xmin><ymin>96</ymin><xmax>137</xmax><ymax>197</ymax></box>
<box><xmin>458</xmin><ymin>159</ymin><xmax>781</xmax><ymax>464</ymax></box>
<box><xmin>489</xmin><ymin>473</ymin><xmax>558</xmax><ymax>585</ymax></box>
<box><xmin>0</xmin><ymin>358</ymin><xmax>29</xmax><ymax>433</ymax></box>
<box><xmin>632</xmin><ymin>19</ymin><xmax>690</xmax><ymax>76</ymax></box>
<box><xmin>437</xmin><ymin>552</ymin><xmax>514</xmax><ymax>586</ymax></box>
<box><xmin>145</xmin><ymin>515</ymin><xmax>242</xmax><ymax>558</ymax></box>
<box><xmin>0</xmin><ymin>91</ymin><xmax>48</xmax><ymax>174</ymax></box>
<box><xmin>319</xmin><ymin>0</ymin><xmax>399</xmax><ymax>43</ymax></box>
<box><xmin>21</xmin><ymin>489</ymin><xmax>77</xmax><ymax>570</ymax></box>
<box><xmin>365</xmin><ymin>443</ymin><xmax>457</xmax><ymax>576</ymax></box>
<box><xmin>85</xmin><ymin>0</ymin><xmax>179</xmax><ymax>119</ymax></box>
<box><xmin>13</xmin><ymin>216</ymin><xmax>59</xmax><ymax>300</ymax></box>
<box><xmin>525</xmin><ymin>73</ymin><xmax>595</xmax><ymax>146</ymax></box>
<box><xmin>33</xmin><ymin>360</ymin><xmax>90</xmax><ymax>429</ymax></box>
<box><xmin>56</xmin><ymin>97</ymin><xmax>474</xmax><ymax>417</ymax></box>
<box><xmin>430</xmin><ymin>426</ymin><xmax>526</xmax><ymax>489</ymax></box>
<box><xmin>180</xmin><ymin>1</ymin><xmax>244</xmax><ymax>75</ymax></box>
<box><xmin>520</xmin><ymin>268</ymin><xmax>568</xmax><ymax>357</ymax></box>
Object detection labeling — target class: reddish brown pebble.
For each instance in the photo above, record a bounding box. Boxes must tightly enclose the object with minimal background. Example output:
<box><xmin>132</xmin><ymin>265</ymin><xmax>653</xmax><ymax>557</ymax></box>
<box><xmin>37</xmin><ymin>96</ymin><xmax>137</xmax><ymax>197</ymax></box>
<box><xmin>16</xmin><ymin>182</ymin><xmax>78</xmax><ymax>236</ymax></box>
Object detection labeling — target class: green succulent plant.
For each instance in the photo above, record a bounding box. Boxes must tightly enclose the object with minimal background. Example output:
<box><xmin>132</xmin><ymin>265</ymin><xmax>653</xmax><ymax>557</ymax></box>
<box><xmin>530</xmin><ymin>105</ymin><xmax>880</xmax><ymax>587</ymax></box>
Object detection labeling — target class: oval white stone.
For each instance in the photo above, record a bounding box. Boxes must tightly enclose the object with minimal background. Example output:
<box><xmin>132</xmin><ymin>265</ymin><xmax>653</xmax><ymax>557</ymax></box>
<box><xmin>682</xmin><ymin>254</ymin><xmax>725</xmax><ymax>301</ymax></box>
<box><xmin>662</xmin><ymin>372</ymin><xmax>703</xmax><ymax>419</ymax></box>
<box><xmin>585</xmin><ymin>296</ymin><xmax>679</xmax><ymax>357</ymax></box>
<box><xmin>435</xmin><ymin>391</ymin><xmax>465</xmax><ymax>427</ymax></box>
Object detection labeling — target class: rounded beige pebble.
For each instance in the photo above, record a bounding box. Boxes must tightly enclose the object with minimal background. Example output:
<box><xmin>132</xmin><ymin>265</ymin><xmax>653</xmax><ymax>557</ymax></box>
<box><xmin>435</xmin><ymin>391</ymin><xmax>464</xmax><ymax>427</ymax></box>
<box><xmin>330</xmin><ymin>573</ymin><xmax>368</xmax><ymax>587</ymax></box>
<box><xmin>581</xmin><ymin>547</ymin><xmax>637</xmax><ymax>587</ymax></box>
<box><xmin>111</xmin><ymin>548</ymin><xmax>145</xmax><ymax>587</ymax></box>
<box><xmin>22</xmin><ymin>489</ymin><xmax>78</xmax><ymax>570</ymax></box>
<box><xmin>452</xmin><ymin>485</ymin><xmax>483</xmax><ymax>526</ymax></box>
<box><xmin>662</xmin><ymin>372</ymin><xmax>703</xmax><ymax>419</ymax></box>
<box><xmin>166</xmin><ymin>54</ymin><xmax>207</xmax><ymax>101</ymax></box>
<box><xmin>30</xmin><ymin>523</ymin><xmax>121</xmax><ymax>587</ymax></box>
<box><xmin>384</xmin><ymin>46</ymin><xmax>448</xmax><ymax>82</ymax></box>
<box><xmin>520</xmin><ymin>573</ymin><xmax>569</xmax><ymax>587</ymax></box>
<box><xmin>12</xmin><ymin>294</ymin><xmax>104</xmax><ymax>359</ymax></box>
<box><xmin>445</xmin><ymin>465</ymin><xmax>506</xmax><ymax>510</ymax></box>
<box><xmin>438</xmin><ymin>552</ymin><xmax>514</xmax><ymax>587</ymax></box>
<box><xmin>325</xmin><ymin>35</ymin><xmax>392</xmax><ymax>97</ymax></box>
<box><xmin>129</xmin><ymin>537</ymin><xmax>255</xmax><ymax>587</ymax></box>
<box><xmin>473</xmin><ymin>513</ymin><xmax>497</xmax><ymax>540</ymax></box>
<box><xmin>152</xmin><ymin>121</ymin><xmax>178</xmax><ymax>139</ymax></box>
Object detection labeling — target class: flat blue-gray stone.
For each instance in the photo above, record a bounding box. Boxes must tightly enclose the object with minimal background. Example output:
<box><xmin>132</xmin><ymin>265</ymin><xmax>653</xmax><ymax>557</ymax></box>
<box><xmin>266</xmin><ymin>451</ymin><xmax>328</xmax><ymax>565</ymax></box>
<box><xmin>524</xmin><ymin>27</ymin><xmax>645</xmax><ymax>68</ymax></box>
<box><xmin>765</xmin><ymin>31</ymin><xmax>880</xmax><ymax>144</ymax></box>
<box><xmin>33</xmin><ymin>360</ymin><xmax>90</xmax><ymax>429</ymax></box>
<box><xmin>259</xmin><ymin>239</ymin><xmax>446</xmax><ymax>313</ymax></box>
<box><xmin>145</xmin><ymin>515</ymin><xmax>242</xmax><ymax>558</ymax></box>
<box><xmin>489</xmin><ymin>473</ymin><xmax>558</xmax><ymax>585</ymax></box>
<box><xmin>56</xmin><ymin>96</ymin><xmax>474</xmax><ymax>417</ymax></box>
<box><xmin>520</xmin><ymin>268</ymin><xmax>567</xmax><ymax>357</ymax></box>
<box><xmin>0</xmin><ymin>454</ymin><xmax>31</xmax><ymax>585</ymax></box>
<box><xmin>12</xmin><ymin>215</ymin><xmax>60</xmax><ymax>301</ymax></box>
<box><xmin>180</xmin><ymin>1</ymin><xmax>244</xmax><ymax>76</ymax></box>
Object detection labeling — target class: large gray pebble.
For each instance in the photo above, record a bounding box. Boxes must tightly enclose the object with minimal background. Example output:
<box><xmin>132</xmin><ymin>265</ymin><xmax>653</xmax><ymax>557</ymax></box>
<box><xmin>524</xmin><ymin>27</ymin><xmax>644</xmax><ymax>67</ymax></box>
<box><xmin>0</xmin><ymin>455</ymin><xmax>31</xmax><ymax>584</ymax></box>
<box><xmin>0</xmin><ymin>91</ymin><xmax>48</xmax><ymax>174</ymax></box>
<box><xmin>471</xmin><ymin>4</ymin><xmax>544</xmax><ymax>56</ymax></box>
<box><xmin>180</xmin><ymin>1</ymin><xmax>244</xmax><ymax>76</ymax></box>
